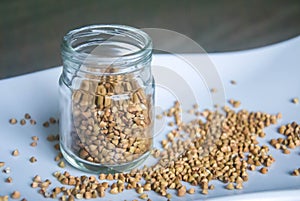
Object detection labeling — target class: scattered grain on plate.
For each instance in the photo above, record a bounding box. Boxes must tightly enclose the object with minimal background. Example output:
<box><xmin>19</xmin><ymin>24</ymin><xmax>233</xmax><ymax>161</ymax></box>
<box><xmin>12</xmin><ymin>149</ymin><xmax>19</xmax><ymax>156</ymax></box>
<box><xmin>139</xmin><ymin>193</ymin><xmax>148</xmax><ymax>199</ymax></box>
<box><xmin>49</xmin><ymin>117</ymin><xmax>57</xmax><ymax>124</ymax></box>
<box><xmin>20</xmin><ymin>119</ymin><xmax>26</xmax><ymax>125</ymax></box>
<box><xmin>260</xmin><ymin>167</ymin><xmax>268</xmax><ymax>174</ymax></box>
<box><xmin>21</xmin><ymin>198</ymin><xmax>27</xmax><ymax>201</ymax></box>
<box><xmin>136</xmin><ymin>187</ymin><xmax>144</xmax><ymax>194</ymax></box>
<box><xmin>5</xmin><ymin>177</ymin><xmax>13</xmax><ymax>183</ymax></box>
<box><xmin>109</xmin><ymin>186</ymin><xmax>119</xmax><ymax>194</ymax></box>
<box><xmin>195</xmin><ymin>111</ymin><xmax>201</xmax><ymax>116</ymax></box>
<box><xmin>0</xmin><ymin>195</ymin><xmax>9</xmax><ymax>201</ymax></box>
<box><xmin>58</xmin><ymin>161</ymin><xmax>65</xmax><ymax>168</ymax></box>
<box><xmin>249</xmin><ymin>164</ymin><xmax>256</xmax><ymax>171</ymax></box>
<box><xmin>67</xmin><ymin>195</ymin><xmax>75</xmax><ymax>201</ymax></box>
<box><xmin>29</xmin><ymin>156</ymin><xmax>37</xmax><ymax>163</ymax></box>
<box><xmin>30</xmin><ymin>142</ymin><xmax>37</xmax><ymax>147</ymax></box>
<box><xmin>98</xmin><ymin>173</ymin><xmax>106</xmax><ymax>180</ymax></box>
<box><xmin>11</xmin><ymin>191</ymin><xmax>21</xmax><ymax>199</ymax></box>
<box><xmin>30</xmin><ymin>119</ymin><xmax>36</xmax><ymax>125</ymax></box>
<box><xmin>201</xmin><ymin>189</ymin><xmax>208</xmax><ymax>195</ymax></box>
<box><xmin>236</xmin><ymin>183</ymin><xmax>243</xmax><ymax>190</ymax></box>
<box><xmin>270</xmin><ymin>121</ymin><xmax>300</xmax><ymax>174</ymax></box>
<box><xmin>9</xmin><ymin>118</ymin><xmax>17</xmax><ymax>125</ymax></box>
<box><xmin>177</xmin><ymin>186</ymin><xmax>186</xmax><ymax>197</ymax></box>
<box><xmin>24</xmin><ymin>113</ymin><xmax>31</xmax><ymax>119</ymax></box>
<box><xmin>156</xmin><ymin>114</ymin><xmax>163</xmax><ymax>120</ymax></box>
<box><xmin>225</xmin><ymin>183</ymin><xmax>234</xmax><ymax>190</ymax></box>
<box><xmin>32</xmin><ymin>136</ymin><xmax>39</xmax><ymax>141</ymax></box>
<box><xmin>192</xmin><ymin>103</ymin><xmax>199</xmax><ymax>109</ymax></box>
<box><xmin>54</xmin><ymin>152</ymin><xmax>63</xmax><ymax>161</ymax></box>
<box><xmin>168</xmin><ymin>122</ymin><xmax>174</xmax><ymax>127</ymax></box>
<box><xmin>283</xmin><ymin>149</ymin><xmax>291</xmax><ymax>154</ymax></box>
<box><xmin>33</xmin><ymin>175</ymin><xmax>42</xmax><ymax>183</ymax></box>
<box><xmin>210</xmin><ymin>88</ymin><xmax>217</xmax><ymax>93</ymax></box>
<box><xmin>228</xmin><ymin>99</ymin><xmax>241</xmax><ymax>108</ymax></box>
<box><xmin>276</xmin><ymin>112</ymin><xmax>282</xmax><ymax>119</ymax></box>
<box><xmin>2</xmin><ymin>167</ymin><xmax>10</xmax><ymax>174</ymax></box>
<box><xmin>43</xmin><ymin>121</ymin><xmax>50</xmax><ymax>128</ymax></box>
<box><xmin>0</xmin><ymin>162</ymin><xmax>5</xmax><ymax>168</ymax></box>
<box><xmin>39</xmin><ymin>179</ymin><xmax>51</xmax><ymax>188</ymax></box>
<box><xmin>31</xmin><ymin>182</ymin><xmax>39</xmax><ymax>188</ymax></box>
<box><xmin>47</xmin><ymin>134</ymin><xmax>59</xmax><ymax>142</ymax></box>
<box><xmin>187</xmin><ymin>188</ymin><xmax>195</xmax><ymax>194</ymax></box>
<box><xmin>230</xmin><ymin>80</ymin><xmax>237</xmax><ymax>85</ymax></box>
<box><xmin>292</xmin><ymin>98</ymin><xmax>299</xmax><ymax>104</ymax></box>
<box><xmin>292</xmin><ymin>169</ymin><xmax>300</xmax><ymax>176</ymax></box>
<box><xmin>54</xmin><ymin>143</ymin><xmax>60</xmax><ymax>150</ymax></box>
<box><xmin>187</xmin><ymin>109</ymin><xmax>194</xmax><ymax>114</ymax></box>
<box><xmin>28</xmin><ymin>101</ymin><xmax>298</xmax><ymax>199</ymax></box>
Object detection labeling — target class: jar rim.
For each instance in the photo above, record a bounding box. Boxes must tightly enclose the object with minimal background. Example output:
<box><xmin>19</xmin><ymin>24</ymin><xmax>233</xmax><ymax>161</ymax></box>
<box><xmin>61</xmin><ymin>24</ymin><xmax>152</xmax><ymax>67</ymax></box>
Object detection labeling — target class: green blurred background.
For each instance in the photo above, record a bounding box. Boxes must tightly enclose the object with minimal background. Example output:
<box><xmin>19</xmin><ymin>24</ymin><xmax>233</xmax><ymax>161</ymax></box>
<box><xmin>0</xmin><ymin>0</ymin><xmax>299</xmax><ymax>78</ymax></box>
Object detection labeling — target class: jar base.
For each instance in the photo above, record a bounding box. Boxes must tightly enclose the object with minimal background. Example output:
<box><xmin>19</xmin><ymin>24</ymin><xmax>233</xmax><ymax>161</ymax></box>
<box><xmin>60</xmin><ymin>144</ymin><xmax>150</xmax><ymax>174</ymax></box>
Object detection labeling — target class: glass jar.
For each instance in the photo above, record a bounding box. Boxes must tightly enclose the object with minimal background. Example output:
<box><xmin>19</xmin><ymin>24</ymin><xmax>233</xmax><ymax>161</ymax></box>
<box><xmin>59</xmin><ymin>25</ymin><xmax>154</xmax><ymax>173</ymax></box>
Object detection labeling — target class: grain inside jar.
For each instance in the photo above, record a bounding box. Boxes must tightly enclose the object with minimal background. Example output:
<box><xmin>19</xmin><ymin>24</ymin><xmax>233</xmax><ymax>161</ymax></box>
<box><xmin>71</xmin><ymin>73</ymin><xmax>153</xmax><ymax>166</ymax></box>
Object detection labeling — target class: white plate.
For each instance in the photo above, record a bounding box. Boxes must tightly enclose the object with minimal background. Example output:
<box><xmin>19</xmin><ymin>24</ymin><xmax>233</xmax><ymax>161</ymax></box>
<box><xmin>0</xmin><ymin>36</ymin><xmax>300</xmax><ymax>200</ymax></box>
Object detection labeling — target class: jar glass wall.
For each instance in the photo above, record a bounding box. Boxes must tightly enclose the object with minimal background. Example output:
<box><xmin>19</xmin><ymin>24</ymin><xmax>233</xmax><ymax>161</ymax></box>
<box><xmin>59</xmin><ymin>25</ymin><xmax>154</xmax><ymax>173</ymax></box>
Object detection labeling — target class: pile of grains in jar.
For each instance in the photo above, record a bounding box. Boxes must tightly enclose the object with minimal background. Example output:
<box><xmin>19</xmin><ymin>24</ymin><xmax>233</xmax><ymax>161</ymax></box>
<box><xmin>69</xmin><ymin>74</ymin><xmax>153</xmax><ymax>167</ymax></box>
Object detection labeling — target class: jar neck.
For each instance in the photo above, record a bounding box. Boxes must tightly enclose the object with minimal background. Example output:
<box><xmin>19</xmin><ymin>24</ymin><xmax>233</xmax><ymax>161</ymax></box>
<box><xmin>61</xmin><ymin>24</ymin><xmax>152</xmax><ymax>76</ymax></box>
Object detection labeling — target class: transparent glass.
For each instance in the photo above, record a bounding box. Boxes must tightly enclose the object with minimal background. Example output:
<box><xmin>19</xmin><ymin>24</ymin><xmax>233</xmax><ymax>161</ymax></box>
<box><xmin>59</xmin><ymin>25</ymin><xmax>154</xmax><ymax>173</ymax></box>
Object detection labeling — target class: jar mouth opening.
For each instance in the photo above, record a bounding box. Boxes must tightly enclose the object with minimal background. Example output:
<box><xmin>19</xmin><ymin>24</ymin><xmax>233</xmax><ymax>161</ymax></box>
<box><xmin>61</xmin><ymin>24</ymin><xmax>152</xmax><ymax>67</ymax></box>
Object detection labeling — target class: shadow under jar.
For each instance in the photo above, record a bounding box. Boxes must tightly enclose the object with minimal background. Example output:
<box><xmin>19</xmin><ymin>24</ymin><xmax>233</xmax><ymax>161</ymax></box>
<box><xmin>59</xmin><ymin>25</ymin><xmax>154</xmax><ymax>173</ymax></box>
